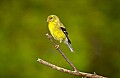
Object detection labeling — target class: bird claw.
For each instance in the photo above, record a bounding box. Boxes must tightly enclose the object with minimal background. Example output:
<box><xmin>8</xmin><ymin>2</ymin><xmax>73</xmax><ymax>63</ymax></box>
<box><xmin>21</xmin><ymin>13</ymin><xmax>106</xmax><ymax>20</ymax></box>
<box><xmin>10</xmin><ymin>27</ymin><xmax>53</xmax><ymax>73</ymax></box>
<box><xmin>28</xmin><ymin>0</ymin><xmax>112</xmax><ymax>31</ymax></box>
<box><xmin>55</xmin><ymin>45</ymin><xmax>59</xmax><ymax>49</ymax></box>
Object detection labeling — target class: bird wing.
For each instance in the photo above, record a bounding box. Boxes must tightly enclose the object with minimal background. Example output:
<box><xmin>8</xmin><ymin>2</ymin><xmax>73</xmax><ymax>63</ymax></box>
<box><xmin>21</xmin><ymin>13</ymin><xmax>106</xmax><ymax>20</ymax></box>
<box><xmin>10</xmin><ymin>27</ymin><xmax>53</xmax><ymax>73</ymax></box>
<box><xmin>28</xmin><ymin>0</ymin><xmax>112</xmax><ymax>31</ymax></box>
<box><xmin>60</xmin><ymin>26</ymin><xmax>71</xmax><ymax>44</ymax></box>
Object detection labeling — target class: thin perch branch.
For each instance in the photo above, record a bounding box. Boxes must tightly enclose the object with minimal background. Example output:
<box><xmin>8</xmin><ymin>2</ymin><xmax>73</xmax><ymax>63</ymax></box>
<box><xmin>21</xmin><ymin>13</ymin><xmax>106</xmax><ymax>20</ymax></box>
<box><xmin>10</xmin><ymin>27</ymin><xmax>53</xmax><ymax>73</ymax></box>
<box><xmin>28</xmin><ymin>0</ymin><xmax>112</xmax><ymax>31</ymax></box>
<box><xmin>46</xmin><ymin>33</ymin><xmax>78</xmax><ymax>71</ymax></box>
<box><xmin>37</xmin><ymin>58</ymin><xmax>107</xmax><ymax>78</ymax></box>
<box><xmin>37</xmin><ymin>33</ymin><xmax>107</xmax><ymax>78</ymax></box>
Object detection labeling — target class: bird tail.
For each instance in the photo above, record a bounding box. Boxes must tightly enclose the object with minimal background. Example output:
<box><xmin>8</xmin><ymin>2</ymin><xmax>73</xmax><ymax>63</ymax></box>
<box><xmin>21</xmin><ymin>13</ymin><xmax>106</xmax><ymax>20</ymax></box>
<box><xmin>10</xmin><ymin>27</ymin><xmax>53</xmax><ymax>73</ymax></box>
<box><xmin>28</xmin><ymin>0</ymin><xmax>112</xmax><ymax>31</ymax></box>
<box><xmin>67</xmin><ymin>43</ymin><xmax>74</xmax><ymax>52</ymax></box>
<box><xmin>64</xmin><ymin>38</ymin><xmax>75</xmax><ymax>52</ymax></box>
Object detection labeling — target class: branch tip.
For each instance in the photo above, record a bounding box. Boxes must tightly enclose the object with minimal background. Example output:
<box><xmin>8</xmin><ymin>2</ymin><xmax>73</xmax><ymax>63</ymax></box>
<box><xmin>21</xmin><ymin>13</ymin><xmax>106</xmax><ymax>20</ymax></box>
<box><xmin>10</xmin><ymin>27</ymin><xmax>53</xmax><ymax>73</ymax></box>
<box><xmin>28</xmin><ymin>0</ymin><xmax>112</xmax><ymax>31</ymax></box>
<box><xmin>46</xmin><ymin>33</ymin><xmax>48</xmax><ymax>36</ymax></box>
<box><xmin>37</xmin><ymin>58</ymin><xmax>41</xmax><ymax>62</ymax></box>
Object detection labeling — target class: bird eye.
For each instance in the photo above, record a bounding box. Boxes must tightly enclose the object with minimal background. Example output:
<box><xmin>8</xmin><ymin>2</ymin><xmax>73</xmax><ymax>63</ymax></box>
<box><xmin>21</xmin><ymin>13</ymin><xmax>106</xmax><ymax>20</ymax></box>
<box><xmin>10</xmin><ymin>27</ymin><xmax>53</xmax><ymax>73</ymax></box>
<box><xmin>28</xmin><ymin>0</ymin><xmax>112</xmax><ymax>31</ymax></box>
<box><xmin>50</xmin><ymin>17</ymin><xmax>52</xmax><ymax>20</ymax></box>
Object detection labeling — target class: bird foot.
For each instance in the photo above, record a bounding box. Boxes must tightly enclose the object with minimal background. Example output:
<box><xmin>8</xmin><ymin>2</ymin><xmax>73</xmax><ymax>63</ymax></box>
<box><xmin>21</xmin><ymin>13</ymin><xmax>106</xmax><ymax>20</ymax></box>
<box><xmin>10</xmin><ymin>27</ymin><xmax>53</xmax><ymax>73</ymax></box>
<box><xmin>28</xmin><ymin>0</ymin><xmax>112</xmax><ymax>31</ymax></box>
<box><xmin>55</xmin><ymin>45</ymin><xmax>59</xmax><ymax>49</ymax></box>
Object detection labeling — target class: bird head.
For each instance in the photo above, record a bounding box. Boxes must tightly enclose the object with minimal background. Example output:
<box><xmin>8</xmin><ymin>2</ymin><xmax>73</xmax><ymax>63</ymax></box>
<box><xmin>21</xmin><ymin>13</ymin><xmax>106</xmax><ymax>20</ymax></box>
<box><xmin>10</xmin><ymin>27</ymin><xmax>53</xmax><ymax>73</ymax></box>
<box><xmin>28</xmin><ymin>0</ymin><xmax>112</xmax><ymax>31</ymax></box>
<box><xmin>47</xmin><ymin>15</ymin><xmax>60</xmax><ymax>23</ymax></box>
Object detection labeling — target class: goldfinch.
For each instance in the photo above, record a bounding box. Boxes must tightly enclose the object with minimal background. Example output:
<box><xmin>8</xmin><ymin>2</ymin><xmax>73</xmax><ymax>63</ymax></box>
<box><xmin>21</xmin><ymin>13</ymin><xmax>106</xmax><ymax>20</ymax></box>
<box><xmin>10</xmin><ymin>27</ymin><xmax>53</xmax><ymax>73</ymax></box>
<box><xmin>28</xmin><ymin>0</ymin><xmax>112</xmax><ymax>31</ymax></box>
<box><xmin>47</xmin><ymin>15</ymin><xmax>74</xmax><ymax>52</ymax></box>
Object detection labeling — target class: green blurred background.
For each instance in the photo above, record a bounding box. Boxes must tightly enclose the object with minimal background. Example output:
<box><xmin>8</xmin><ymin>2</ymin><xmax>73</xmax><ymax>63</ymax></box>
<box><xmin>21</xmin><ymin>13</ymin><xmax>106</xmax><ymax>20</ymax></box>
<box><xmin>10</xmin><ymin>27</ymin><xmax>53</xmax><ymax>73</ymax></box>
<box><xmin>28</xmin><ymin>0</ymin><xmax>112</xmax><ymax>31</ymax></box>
<box><xmin>0</xmin><ymin>0</ymin><xmax>120</xmax><ymax>78</ymax></box>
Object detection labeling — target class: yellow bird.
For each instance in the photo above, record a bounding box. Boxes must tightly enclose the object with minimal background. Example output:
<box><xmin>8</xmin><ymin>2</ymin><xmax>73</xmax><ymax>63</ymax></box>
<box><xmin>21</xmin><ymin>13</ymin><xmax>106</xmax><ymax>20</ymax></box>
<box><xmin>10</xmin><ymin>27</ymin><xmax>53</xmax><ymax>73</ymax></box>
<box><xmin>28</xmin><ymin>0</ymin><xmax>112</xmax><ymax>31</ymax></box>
<box><xmin>47</xmin><ymin>15</ymin><xmax>74</xmax><ymax>52</ymax></box>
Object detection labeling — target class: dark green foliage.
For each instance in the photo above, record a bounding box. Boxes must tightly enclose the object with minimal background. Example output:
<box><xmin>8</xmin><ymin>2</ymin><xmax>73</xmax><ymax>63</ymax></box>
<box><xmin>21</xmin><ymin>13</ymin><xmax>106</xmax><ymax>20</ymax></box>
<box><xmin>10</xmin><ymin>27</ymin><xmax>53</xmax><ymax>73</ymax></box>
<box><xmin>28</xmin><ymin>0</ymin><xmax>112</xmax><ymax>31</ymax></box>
<box><xmin>0</xmin><ymin>0</ymin><xmax>120</xmax><ymax>78</ymax></box>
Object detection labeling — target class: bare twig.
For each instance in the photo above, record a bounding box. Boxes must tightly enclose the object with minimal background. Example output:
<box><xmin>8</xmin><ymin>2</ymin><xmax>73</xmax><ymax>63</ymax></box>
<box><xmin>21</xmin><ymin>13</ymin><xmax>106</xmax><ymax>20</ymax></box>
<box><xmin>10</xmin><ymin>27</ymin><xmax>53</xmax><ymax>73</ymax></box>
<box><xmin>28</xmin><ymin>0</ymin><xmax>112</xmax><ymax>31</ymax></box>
<box><xmin>46</xmin><ymin>33</ymin><xmax>78</xmax><ymax>71</ymax></box>
<box><xmin>37</xmin><ymin>33</ymin><xmax>107</xmax><ymax>78</ymax></box>
<box><xmin>37</xmin><ymin>58</ymin><xmax>107</xmax><ymax>78</ymax></box>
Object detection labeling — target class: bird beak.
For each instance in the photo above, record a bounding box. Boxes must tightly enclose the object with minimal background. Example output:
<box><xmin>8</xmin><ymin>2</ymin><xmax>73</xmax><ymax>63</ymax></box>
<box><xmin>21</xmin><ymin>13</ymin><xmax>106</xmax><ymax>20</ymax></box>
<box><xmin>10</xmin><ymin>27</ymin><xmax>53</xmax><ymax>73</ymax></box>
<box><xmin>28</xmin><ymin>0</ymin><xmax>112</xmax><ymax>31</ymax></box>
<box><xmin>46</xmin><ymin>19</ymin><xmax>49</xmax><ymax>23</ymax></box>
